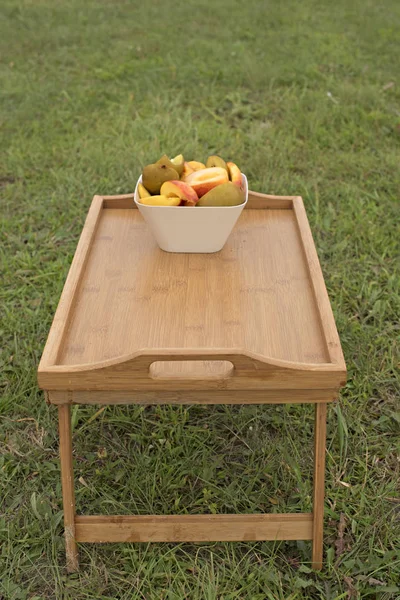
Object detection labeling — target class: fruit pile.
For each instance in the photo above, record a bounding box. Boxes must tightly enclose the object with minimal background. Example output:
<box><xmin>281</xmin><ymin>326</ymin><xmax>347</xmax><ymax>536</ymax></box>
<box><xmin>138</xmin><ymin>154</ymin><xmax>244</xmax><ymax>207</ymax></box>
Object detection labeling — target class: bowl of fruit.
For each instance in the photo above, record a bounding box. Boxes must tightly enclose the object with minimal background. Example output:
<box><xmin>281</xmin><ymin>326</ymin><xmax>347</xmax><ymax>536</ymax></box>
<box><xmin>134</xmin><ymin>154</ymin><xmax>247</xmax><ymax>253</ymax></box>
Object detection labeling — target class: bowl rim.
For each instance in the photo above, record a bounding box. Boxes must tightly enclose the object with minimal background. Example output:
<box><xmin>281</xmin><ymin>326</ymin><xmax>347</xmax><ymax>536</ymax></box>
<box><xmin>134</xmin><ymin>173</ymin><xmax>248</xmax><ymax>209</ymax></box>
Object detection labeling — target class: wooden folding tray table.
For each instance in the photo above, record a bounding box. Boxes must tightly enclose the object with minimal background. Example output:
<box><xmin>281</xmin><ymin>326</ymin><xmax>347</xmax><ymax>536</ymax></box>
<box><xmin>38</xmin><ymin>190</ymin><xmax>346</xmax><ymax>572</ymax></box>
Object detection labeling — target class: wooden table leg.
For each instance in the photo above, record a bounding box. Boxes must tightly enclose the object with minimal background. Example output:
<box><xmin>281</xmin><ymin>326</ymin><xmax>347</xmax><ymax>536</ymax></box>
<box><xmin>312</xmin><ymin>402</ymin><xmax>327</xmax><ymax>570</ymax></box>
<box><xmin>58</xmin><ymin>404</ymin><xmax>79</xmax><ymax>572</ymax></box>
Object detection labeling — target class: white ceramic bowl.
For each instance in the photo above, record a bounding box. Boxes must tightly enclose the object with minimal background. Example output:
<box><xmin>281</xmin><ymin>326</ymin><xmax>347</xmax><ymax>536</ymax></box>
<box><xmin>134</xmin><ymin>174</ymin><xmax>248</xmax><ymax>253</ymax></box>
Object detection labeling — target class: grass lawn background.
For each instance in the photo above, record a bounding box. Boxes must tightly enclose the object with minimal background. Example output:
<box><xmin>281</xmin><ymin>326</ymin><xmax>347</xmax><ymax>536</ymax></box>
<box><xmin>1</xmin><ymin>0</ymin><xmax>399</xmax><ymax>598</ymax></box>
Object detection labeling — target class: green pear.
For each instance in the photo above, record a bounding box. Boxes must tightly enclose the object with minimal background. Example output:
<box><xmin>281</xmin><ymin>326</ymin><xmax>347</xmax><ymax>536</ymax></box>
<box><xmin>142</xmin><ymin>163</ymin><xmax>179</xmax><ymax>194</ymax></box>
<box><xmin>197</xmin><ymin>182</ymin><xmax>244</xmax><ymax>206</ymax></box>
<box><xmin>156</xmin><ymin>154</ymin><xmax>177</xmax><ymax>171</ymax></box>
<box><xmin>205</xmin><ymin>155</ymin><xmax>229</xmax><ymax>174</ymax></box>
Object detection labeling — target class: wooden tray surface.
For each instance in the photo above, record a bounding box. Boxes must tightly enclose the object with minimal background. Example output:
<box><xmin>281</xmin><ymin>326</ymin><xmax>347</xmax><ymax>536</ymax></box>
<box><xmin>38</xmin><ymin>192</ymin><xmax>346</xmax><ymax>393</ymax></box>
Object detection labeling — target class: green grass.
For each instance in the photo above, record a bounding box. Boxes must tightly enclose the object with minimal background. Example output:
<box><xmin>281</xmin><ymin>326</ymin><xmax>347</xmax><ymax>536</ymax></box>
<box><xmin>1</xmin><ymin>0</ymin><xmax>400</xmax><ymax>597</ymax></box>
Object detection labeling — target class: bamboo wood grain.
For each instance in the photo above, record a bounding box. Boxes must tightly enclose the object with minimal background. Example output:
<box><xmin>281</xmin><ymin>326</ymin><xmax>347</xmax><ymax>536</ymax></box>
<box><xmin>101</xmin><ymin>190</ymin><xmax>295</xmax><ymax>210</ymax></box>
<box><xmin>58</xmin><ymin>405</ymin><xmax>78</xmax><ymax>572</ymax></box>
<box><xmin>39</xmin><ymin>359</ymin><xmax>344</xmax><ymax>391</ymax></box>
<box><xmin>74</xmin><ymin>513</ymin><xmax>313</xmax><ymax>543</ymax></box>
<box><xmin>38</xmin><ymin>196</ymin><xmax>103</xmax><ymax>368</ymax></box>
<box><xmin>312</xmin><ymin>402</ymin><xmax>327</xmax><ymax>570</ymax></box>
<box><xmin>38</xmin><ymin>191</ymin><xmax>346</xmax><ymax>392</ymax></box>
<box><xmin>246</xmin><ymin>190</ymin><xmax>294</xmax><ymax>209</ymax></box>
<box><xmin>48</xmin><ymin>388</ymin><xmax>339</xmax><ymax>405</ymax></box>
<box><xmin>292</xmin><ymin>198</ymin><xmax>345</xmax><ymax>368</ymax></box>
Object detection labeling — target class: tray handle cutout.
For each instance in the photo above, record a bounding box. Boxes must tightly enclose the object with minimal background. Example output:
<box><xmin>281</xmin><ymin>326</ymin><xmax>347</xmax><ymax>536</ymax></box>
<box><xmin>149</xmin><ymin>360</ymin><xmax>234</xmax><ymax>380</ymax></box>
